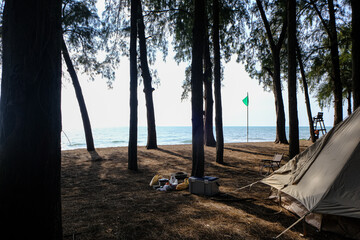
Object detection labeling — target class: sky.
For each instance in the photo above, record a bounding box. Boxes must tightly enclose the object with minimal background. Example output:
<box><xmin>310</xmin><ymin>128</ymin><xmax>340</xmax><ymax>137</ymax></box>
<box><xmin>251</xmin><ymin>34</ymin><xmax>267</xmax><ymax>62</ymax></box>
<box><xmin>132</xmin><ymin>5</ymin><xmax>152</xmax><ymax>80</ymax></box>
<box><xmin>61</xmin><ymin>50</ymin><xmax>345</xmax><ymax>132</ymax></box>
<box><xmin>58</xmin><ymin>0</ymin><xmax>352</xmax><ymax>133</ymax></box>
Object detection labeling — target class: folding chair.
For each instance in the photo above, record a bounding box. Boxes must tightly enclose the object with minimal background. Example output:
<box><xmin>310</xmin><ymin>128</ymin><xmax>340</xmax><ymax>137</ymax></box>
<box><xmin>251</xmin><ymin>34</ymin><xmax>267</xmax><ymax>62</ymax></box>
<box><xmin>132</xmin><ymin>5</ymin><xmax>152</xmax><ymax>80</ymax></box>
<box><xmin>259</xmin><ymin>154</ymin><xmax>283</xmax><ymax>176</ymax></box>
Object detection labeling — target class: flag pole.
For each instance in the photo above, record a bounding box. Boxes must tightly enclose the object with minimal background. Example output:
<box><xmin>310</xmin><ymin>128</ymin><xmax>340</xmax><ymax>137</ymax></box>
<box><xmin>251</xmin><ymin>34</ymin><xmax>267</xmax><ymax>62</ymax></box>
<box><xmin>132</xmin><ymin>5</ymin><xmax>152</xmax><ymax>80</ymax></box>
<box><xmin>242</xmin><ymin>93</ymin><xmax>249</xmax><ymax>142</ymax></box>
<box><xmin>247</xmin><ymin>92</ymin><xmax>249</xmax><ymax>142</ymax></box>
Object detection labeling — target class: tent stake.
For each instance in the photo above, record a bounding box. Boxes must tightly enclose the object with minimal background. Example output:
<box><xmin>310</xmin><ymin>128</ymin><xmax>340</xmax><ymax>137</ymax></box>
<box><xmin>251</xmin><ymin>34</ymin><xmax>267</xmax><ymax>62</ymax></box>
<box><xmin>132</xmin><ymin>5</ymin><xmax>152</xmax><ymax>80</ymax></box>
<box><xmin>274</xmin><ymin>212</ymin><xmax>309</xmax><ymax>239</ymax></box>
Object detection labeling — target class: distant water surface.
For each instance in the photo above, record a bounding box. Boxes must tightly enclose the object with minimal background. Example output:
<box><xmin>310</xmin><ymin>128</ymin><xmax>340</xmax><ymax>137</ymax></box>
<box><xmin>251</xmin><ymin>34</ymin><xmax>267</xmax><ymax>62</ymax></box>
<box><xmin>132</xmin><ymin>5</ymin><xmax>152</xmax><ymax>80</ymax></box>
<box><xmin>61</xmin><ymin>126</ymin><xmax>330</xmax><ymax>150</ymax></box>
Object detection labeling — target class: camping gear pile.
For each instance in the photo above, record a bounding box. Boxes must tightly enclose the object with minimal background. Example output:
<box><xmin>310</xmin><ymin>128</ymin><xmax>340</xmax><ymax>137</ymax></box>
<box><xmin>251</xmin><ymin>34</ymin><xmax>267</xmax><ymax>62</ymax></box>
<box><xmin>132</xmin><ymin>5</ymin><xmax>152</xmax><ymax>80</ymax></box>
<box><xmin>149</xmin><ymin>172</ymin><xmax>220</xmax><ymax>196</ymax></box>
<box><xmin>149</xmin><ymin>172</ymin><xmax>189</xmax><ymax>192</ymax></box>
<box><xmin>261</xmin><ymin>107</ymin><xmax>360</xmax><ymax>239</ymax></box>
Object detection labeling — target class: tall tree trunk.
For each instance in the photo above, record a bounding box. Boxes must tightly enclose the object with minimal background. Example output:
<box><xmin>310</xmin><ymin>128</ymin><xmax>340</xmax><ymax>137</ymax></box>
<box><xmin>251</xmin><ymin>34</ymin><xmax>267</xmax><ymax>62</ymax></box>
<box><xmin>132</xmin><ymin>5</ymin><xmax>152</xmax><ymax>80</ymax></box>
<box><xmin>191</xmin><ymin>0</ymin><xmax>205</xmax><ymax>177</ymax></box>
<box><xmin>347</xmin><ymin>90</ymin><xmax>352</xmax><ymax>116</ymax></box>
<box><xmin>0</xmin><ymin>0</ymin><xmax>63</xmax><ymax>238</ymax></box>
<box><xmin>272</xmin><ymin>54</ymin><xmax>288</xmax><ymax>144</ymax></box>
<box><xmin>137</xmin><ymin>0</ymin><xmax>157</xmax><ymax>149</ymax></box>
<box><xmin>287</xmin><ymin>0</ymin><xmax>299</xmax><ymax>159</ymax></box>
<box><xmin>352</xmin><ymin>0</ymin><xmax>360</xmax><ymax>109</ymax></box>
<box><xmin>203</xmin><ymin>26</ymin><xmax>216</xmax><ymax>147</ymax></box>
<box><xmin>61</xmin><ymin>36</ymin><xmax>95</xmax><ymax>152</ymax></box>
<box><xmin>256</xmin><ymin>0</ymin><xmax>288</xmax><ymax>144</ymax></box>
<box><xmin>128</xmin><ymin>0</ymin><xmax>138</xmax><ymax>171</ymax></box>
<box><xmin>296</xmin><ymin>41</ymin><xmax>316</xmax><ymax>142</ymax></box>
<box><xmin>328</xmin><ymin>0</ymin><xmax>343</xmax><ymax>125</ymax></box>
<box><xmin>213</xmin><ymin>0</ymin><xmax>224</xmax><ymax>164</ymax></box>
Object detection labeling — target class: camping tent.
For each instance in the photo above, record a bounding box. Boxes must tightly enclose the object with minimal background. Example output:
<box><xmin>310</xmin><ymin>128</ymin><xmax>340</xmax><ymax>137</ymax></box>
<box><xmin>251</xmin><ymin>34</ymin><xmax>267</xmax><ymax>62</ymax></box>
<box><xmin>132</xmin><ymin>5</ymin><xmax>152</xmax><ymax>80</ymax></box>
<box><xmin>261</xmin><ymin>107</ymin><xmax>360</xmax><ymax>238</ymax></box>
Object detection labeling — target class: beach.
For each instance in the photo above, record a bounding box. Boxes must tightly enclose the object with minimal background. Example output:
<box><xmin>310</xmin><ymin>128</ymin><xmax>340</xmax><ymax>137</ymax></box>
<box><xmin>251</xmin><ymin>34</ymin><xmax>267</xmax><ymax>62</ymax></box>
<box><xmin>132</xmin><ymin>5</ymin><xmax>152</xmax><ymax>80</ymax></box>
<box><xmin>61</xmin><ymin>141</ymin><xmax>346</xmax><ymax>240</ymax></box>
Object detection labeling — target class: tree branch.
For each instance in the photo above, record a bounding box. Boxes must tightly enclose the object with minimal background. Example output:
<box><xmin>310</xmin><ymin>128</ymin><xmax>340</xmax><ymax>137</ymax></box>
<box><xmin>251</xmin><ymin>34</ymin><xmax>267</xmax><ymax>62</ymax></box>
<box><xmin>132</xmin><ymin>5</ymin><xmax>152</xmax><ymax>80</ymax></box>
<box><xmin>264</xmin><ymin>66</ymin><xmax>274</xmax><ymax>77</ymax></box>
<box><xmin>277</xmin><ymin>9</ymin><xmax>288</xmax><ymax>49</ymax></box>
<box><xmin>297</xmin><ymin>2</ymin><xmax>311</xmax><ymax>18</ymax></box>
<box><xmin>309</xmin><ymin>0</ymin><xmax>331</xmax><ymax>37</ymax></box>
<box><xmin>304</xmin><ymin>45</ymin><xmax>327</xmax><ymax>62</ymax></box>
<box><xmin>143</xmin><ymin>8</ymin><xmax>191</xmax><ymax>17</ymax></box>
<box><xmin>256</xmin><ymin>0</ymin><xmax>276</xmax><ymax>49</ymax></box>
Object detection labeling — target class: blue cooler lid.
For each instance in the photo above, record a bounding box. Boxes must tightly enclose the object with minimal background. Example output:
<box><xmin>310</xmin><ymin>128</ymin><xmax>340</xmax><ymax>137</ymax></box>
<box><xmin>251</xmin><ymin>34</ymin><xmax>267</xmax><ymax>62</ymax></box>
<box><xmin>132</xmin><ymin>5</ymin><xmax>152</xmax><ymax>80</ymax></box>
<box><xmin>189</xmin><ymin>176</ymin><xmax>218</xmax><ymax>181</ymax></box>
<box><xmin>204</xmin><ymin>176</ymin><xmax>218</xmax><ymax>181</ymax></box>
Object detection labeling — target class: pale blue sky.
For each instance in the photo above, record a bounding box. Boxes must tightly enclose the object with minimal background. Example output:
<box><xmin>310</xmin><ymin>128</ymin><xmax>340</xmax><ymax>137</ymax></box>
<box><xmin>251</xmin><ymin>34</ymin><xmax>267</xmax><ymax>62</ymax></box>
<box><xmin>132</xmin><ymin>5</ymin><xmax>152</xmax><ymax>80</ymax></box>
<box><xmin>61</xmin><ymin>52</ymin><xmax>342</xmax><ymax>132</ymax></box>
<box><xmin>58</xmin><ymin>1</ymin><xmax>346</xmax><ymax>132</ymax></box>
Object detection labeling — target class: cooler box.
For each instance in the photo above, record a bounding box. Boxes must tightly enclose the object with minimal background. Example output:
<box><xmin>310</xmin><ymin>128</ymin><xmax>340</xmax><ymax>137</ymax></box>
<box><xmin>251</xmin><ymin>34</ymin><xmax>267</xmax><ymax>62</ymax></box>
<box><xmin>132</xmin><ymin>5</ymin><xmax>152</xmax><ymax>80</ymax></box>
<box><xmin>189</xmin><ymin>176</ymin><xmax>220</xmax><ymax>196</ymax></box>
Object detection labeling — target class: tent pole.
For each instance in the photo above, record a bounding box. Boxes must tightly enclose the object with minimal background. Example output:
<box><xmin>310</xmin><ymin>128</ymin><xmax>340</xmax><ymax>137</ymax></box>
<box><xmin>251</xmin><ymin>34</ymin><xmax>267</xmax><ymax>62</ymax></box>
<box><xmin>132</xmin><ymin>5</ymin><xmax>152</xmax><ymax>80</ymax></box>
<box><xmin>274</xmin><ymin>212</ymin><xmax>309</xmax><ymax>239</ymax></box>
<box><xmin>222</xmin><ymin>180</ymin><xmax>260</xmax><ymax>196</ymax></box>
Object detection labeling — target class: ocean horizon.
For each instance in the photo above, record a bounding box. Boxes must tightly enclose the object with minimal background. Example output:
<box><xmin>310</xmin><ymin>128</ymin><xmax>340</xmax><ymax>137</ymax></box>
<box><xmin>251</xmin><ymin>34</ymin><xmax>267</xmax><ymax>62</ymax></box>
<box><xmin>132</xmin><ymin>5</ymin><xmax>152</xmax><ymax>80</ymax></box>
<box><xmin>61</xmin><ymin>126</ymin><xmax>331</xmax><ymax>150</ymax></box>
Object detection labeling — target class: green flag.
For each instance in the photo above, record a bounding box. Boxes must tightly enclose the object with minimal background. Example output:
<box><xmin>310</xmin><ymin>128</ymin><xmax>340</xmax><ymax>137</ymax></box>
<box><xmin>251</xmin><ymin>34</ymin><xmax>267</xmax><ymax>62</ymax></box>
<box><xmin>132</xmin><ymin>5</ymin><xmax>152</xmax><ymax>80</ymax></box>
<box><xmin>242</xmin><ymin>95</ymin><xmax>249</xmax><ymax>106</ymax></box>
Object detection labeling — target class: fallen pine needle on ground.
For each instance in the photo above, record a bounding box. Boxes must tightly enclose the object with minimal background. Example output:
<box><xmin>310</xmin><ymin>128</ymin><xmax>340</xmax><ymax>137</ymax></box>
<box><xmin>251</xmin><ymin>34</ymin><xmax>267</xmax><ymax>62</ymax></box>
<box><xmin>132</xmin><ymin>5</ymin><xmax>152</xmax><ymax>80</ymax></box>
<box><xmin>61</xmin><ymin>141</ymin><xmax>350</xmax><ymax>240</ymax></box>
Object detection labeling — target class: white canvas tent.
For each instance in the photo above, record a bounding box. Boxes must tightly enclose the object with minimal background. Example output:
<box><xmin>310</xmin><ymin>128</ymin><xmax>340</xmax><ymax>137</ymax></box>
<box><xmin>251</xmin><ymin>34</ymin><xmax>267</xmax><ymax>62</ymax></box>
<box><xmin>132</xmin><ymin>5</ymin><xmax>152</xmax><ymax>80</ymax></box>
<box><xmin>261</xmin><ymin>107</ymin><xmax>360</xmax><ymax>238</ymax></box>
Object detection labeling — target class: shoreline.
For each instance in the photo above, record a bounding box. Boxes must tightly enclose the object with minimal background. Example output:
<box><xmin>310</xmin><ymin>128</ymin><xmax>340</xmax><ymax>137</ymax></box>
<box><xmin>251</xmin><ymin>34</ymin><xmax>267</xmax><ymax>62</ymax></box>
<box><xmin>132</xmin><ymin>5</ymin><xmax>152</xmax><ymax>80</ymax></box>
<box><xmin>61</xmin><ymin>140</ymin><xmax>312</xmax><ymax>153</ymax></box>
<box><xmin>61</xmin><ymin>126</ymin><xmax>319</xmax><ymax>151</ymax></box>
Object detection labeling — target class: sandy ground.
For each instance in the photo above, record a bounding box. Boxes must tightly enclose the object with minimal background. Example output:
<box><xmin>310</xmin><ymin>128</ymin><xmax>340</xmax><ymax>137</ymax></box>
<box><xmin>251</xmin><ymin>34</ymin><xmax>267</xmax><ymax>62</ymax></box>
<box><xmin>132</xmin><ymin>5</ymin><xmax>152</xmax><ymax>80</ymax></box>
<box><xmin>61</xmin><ymin>141</ymin><xmax>351</xmax><ymax>240</ymax></box>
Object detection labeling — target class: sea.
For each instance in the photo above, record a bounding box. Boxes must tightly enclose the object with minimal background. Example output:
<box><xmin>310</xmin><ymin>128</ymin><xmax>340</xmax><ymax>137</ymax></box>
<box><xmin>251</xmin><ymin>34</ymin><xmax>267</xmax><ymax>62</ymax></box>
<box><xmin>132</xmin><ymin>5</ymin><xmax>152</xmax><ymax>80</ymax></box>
<box><xmin>61</xmin><ymin>126</ymin><xmax>331</xmax><ymax>150</ymax></box>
